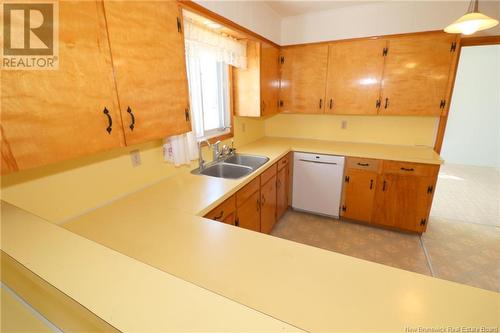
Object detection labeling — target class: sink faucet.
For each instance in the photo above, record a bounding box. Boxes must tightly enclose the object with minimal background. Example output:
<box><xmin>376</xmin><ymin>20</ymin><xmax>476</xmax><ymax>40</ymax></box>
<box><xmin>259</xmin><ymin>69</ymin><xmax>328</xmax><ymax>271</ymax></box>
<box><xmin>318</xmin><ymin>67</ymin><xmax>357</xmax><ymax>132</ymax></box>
<box><xmin>198</xmin><ymin>139</ymin><xmax>223</xmax><ymax>170</ymax></box>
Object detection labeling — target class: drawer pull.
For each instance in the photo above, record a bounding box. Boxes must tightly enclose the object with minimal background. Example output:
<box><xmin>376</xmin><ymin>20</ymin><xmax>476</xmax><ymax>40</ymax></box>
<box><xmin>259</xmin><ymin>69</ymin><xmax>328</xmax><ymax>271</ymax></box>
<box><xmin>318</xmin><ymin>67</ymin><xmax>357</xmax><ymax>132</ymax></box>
<box><xmin>213</xmin><ymin>210</ymin><xmax>224</xmax><ymax>221</ymax></box>
<box><xmin>357</xmin><ymin>162</ymin><xmax>370</xmax><ymax>167</ymax></box>
<box><xmin>401</xmin><ymin>167</ymin><xmax>415</xmax><ymax>172</ymax></box>
<box><xmin>127</xmin><ymin>106</ymin><xmax>135</xmax><ymax>131</ymax></box>
<box><xmin>103</xmin><ymin>107</ymin><xmax>112</xmax><ymax>134</ymax></box>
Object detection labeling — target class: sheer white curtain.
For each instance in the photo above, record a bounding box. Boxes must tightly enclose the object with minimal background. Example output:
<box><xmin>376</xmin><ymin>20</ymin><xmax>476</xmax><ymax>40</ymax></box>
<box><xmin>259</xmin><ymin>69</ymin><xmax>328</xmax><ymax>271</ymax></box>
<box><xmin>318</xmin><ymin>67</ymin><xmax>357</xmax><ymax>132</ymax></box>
<box><xmin>164</xmin><ymin>18</ymin><xmax>247</xmax><ymax>166</ymax></box>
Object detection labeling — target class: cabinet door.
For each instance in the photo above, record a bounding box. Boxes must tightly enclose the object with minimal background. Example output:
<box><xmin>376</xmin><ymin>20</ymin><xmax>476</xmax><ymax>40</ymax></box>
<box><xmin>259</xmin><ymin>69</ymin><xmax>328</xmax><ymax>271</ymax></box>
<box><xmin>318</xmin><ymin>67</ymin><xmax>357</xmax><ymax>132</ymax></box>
<box><xmin>276</xmin><ymin>166</ymin><xmax>288</xmax><ymax>219</ymax></box>
<box><xmin>372</xmin><ymin>173</ymin><xmax>437</xmax><ymax>233</ymax></box>
<box><xmin>260</xmin><ymin>176</ymin><xmax>277</xmax><ymax>234</ymax></box>
<box><xmin>1</xmin><ymin>1</ymin><xmax>124</xmax><ymax>172</ymax></box>
<box><xmin>380</xmin><ymin>33</ymin><xmax>457</xmax><ymax>116</ymax></box>
<box><xmin>341</xmin><ymin>169</ymin><xmax>377</xmax><ymax>222</ymax></box>
<box><xmin>103</xmin><ymin>1</ymin><xmax>191</xmax><ymax>145</ymax></box>
<box><xmin>237</xmin><ymin>191</ymin><xmax>261</xmax><ymax>232</ymax></box>
<box><xmin>325</xmin><ymin>39</ymin><xmax>386</xmax><ymax>115</ymax></box>
<box><xmin>260</xmin><ymin>43</ymin><xmax>280</xmax><ymax>116</ymax></box>
<box><xmin>279</xmin><ymin>44</ymin><xmax>328</xmax><ymax>114</ymax></box>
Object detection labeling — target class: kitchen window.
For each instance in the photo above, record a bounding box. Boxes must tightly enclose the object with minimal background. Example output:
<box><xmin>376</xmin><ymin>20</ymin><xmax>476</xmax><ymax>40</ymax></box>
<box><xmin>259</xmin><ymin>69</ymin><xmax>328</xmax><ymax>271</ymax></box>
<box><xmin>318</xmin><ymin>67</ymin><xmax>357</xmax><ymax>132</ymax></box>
<box><xmin>185</xmin><ymin>48</ymin><xmax>231</xmax><ymax>140</ymax></box>
<box><xmin>183</xmin><ymin>14</ymin><xmax>247</xmax><ymax>141</ymax></box>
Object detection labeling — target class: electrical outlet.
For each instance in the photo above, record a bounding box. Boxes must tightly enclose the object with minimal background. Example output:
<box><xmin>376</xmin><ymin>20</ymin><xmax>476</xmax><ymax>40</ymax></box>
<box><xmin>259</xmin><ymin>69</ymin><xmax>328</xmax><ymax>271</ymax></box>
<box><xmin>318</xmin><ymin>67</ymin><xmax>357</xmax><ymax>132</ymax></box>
<box><xmin>130</xmin><ymin>149</ymin><xmax>141</xmax><ymax>167</ymax></box>
<box><xmin>341</xmin><ymin>120</ymin><xmax>347</xmax><ymax>129</ymax></box>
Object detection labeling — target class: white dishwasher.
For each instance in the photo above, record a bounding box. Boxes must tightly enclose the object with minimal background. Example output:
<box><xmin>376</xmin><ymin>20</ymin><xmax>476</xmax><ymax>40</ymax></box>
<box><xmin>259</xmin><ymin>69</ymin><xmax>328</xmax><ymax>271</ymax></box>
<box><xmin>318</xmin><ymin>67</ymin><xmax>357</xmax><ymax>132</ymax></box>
<box><xmin>292</xmin><ymin>152</ymin><xmax>345</xmax><ymax>218</ymax></box>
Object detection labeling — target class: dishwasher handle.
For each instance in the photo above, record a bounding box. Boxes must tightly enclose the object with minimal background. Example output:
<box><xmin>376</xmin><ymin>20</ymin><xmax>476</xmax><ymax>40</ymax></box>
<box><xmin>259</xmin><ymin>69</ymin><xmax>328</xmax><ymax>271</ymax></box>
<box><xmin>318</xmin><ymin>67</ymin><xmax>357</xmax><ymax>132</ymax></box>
<box><xmin>298</xmin><ymin>159</ymin><xmax>338</xmax><ymax>165</ymax></box>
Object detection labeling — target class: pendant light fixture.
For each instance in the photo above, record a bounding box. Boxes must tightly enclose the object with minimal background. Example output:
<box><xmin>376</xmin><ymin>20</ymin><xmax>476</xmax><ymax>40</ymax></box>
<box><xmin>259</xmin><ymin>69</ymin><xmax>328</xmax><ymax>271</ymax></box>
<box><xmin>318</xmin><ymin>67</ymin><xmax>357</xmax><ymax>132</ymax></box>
<box><xmin>445</xmin><ymin>0</ymin><xmax>499</xmax><ymax>35</ymax></box>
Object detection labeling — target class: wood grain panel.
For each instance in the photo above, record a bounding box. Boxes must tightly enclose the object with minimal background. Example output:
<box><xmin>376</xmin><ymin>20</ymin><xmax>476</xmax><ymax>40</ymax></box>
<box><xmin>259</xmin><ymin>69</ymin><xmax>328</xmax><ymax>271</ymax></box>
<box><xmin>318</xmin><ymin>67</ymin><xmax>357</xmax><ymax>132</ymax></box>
<box><xmin>277</xmin><ymin>154</ymin><xmax>289</xmax><ymax>171</ymax></box>
<box><xmin>372</xmin><ymin>173</ymin><xmax>437</xmax><ymax>233</ymax></box>
<box><xmin>233</xmin><ymin>40</ymin><xmax>261</xmax><ymax>117</ymax></box>
<box><xmin>325</xmin><ymin>39</ymin><xmax>387</xmax><ymax>115</ymax></box>
<box><xmin>1</xmin><ymin>1</ymin><xmax>124</xmax><ymax>172</ymax></box>
<box><xmin>260</xmin><ymin>175</ymin><xmax>277</xmax><ymax>234</ymax></box>
<box><xmin>346</xmin><ymin>157</ymin><xmax>380</xmax><ymax>172</ymax></box>
<box><xmin>380</xmin><ymin>32</ymin><xmax>458</xmax><ymax>116</ymax></box>
<box><xmin>260</xmin><ymin>43</ymin><xmax>280</xmax><ymax>116</ymax></box>
<box><xmin>204</xmin><ymin>195</ymin><xmax>236</xmax><ymax>224</ymax></box>
<box><xmin>279</xmin><ymin>44</ymin><xmax>329</xmax><ymax>114</ymax></box>
<box><xmin>341</xmin><ymin>169</ymin><xmax>377</xmax><ymax>222</ymax></box>
<box><xmin>236</xmin><ymin>177</ymin><xmax>260</xmax><ymax>207</ymax></box>
<box><xmin>104</xmin><ymin>1</ymin><xmax>191</xmax><ymax>145</ymax></box>
<box><xmin>260</xmin><ymin>163</ymin><xmax>277</xmax><ymax>185</ymax></box>
<box><xmin>382</xmin><ymin>160</ymin><xmax>439</xmax><ymax>177</ymax></box>
<box><xmin>236</xmin><ymin>190</ymin><xmax>261</xmax><ymax>232</ymax></box>
<box><xmin>276</xmin><ymin>165</ymin><xmax>288</xmax><ymax>220</ymax></box>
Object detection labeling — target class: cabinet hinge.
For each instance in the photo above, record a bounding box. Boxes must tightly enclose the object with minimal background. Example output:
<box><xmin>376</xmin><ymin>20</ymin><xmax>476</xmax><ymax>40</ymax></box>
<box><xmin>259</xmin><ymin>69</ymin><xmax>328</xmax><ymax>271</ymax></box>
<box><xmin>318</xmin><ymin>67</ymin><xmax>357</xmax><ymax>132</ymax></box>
<box><xmin>280</xmin><ymin>56</ymin><xmax>285</xmax><ymax>64</ymax></box>
<box><xmin>427</xmin><ymin>185</ymin><xmax>434</xmax><ymax>194</ymax></box>
<box><xmin>420</xmin><ymin>218</ymin><xmax>427</xmax><ymax>226</ymax></box>
<box><xmin>342</xmin><ymin>205</ymin><xmax>346</xmax><ymax>212</ymax></box>
<box><xmin>450</xmin><ymin>42</ymin><xmax>457</xmax><ymax>52</ymax></box>
<box><xmin>345</xmin><ymin>175</ymin><xmax>350</xmax><ymax>183</ymax></box>
<box><xmin>439</xmin><ymin>99</ymin><xmax>446</xmax><ymax>109</ymax></box>
<box><xmin>177</xmin><ymin>17</ymin><xmax>182</xmax><ymax>33</ymax></box>
<box><xmin>185</xmin><ymin>108</ymin><xmax>190</xmax><ymax>121</ymax></box>
<box><xmin>382</xmin><ymin>47</ymin><xmax>388</xmax><ymax>56</ymax></box>
<box><xmin>279</xmin><ymin>100</ymin><xmax>284</xmax><ymax>107</ymax></box>
<box><xmin>376</xmin><ymin>99</ymin><xmax>381</xmax><ymax>109</ymax></box>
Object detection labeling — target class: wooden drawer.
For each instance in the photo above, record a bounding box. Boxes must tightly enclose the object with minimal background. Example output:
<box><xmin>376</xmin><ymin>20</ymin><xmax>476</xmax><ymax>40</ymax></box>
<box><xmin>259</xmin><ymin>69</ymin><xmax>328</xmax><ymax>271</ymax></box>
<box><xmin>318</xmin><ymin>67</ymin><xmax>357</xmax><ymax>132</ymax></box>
<box><xmin>236</xmin><ymin>177</ymin><xmax>260</xmax><ymax>207</ymax></box>
<box><xmin>204</xmin><ymin>196</ymin><xmax>236</xmax><ymax>223</ymax></box>
<box><xmin>382</xmin><ymin>160</ymin><xmax>440</xmax><ymax>177</ymax></box>
<box><xmin>346</xmin><ymin>157</ymin><xmax>380</xmax><ymax>172</ymax></box>
<box><xmin>277</xmin><ymin>155</ymin><xmax>289</xmax><ymax>170</ymax></box>
<box><xmin>260</xmin><ymin>163</ymin><xmax>277</xmax><ymax>185</ymax></box>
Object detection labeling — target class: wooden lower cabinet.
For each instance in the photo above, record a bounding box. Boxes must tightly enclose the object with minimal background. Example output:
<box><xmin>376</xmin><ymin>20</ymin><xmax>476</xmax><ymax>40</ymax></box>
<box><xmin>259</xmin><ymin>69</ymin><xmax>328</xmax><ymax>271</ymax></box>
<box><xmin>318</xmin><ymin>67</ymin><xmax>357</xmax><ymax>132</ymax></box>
<box><xmin>237</xmin><ymin>191</ymin><xmax>261</xmax><ymax>232</ymax></box>
<box><xmin>341</xmin><ymin>158</ymin><xmax>439</xmax><ymax>233</ymax></box>
<box><xmin>341</xmin><ymin>168</ymin><xmax>378</xmax><ymax>222</ymax></box>
<box><xmin>276</xmin><ymin>155</ymin><xmax>290</xmax><ymax>220</ymax></box>
<box><xmin>204</xmin><ymin>196</ymin><xmax>236</xmax><ymax>225</ymax></box>
<box><xmin>260</xmin><ymin>175</ymin><xmax>277</xmax><ymax>234</ymax></box>
<box><xmin>372</xmin><ymin>163</ymin><xmax>439</xmax><ymax>233</ymax></box>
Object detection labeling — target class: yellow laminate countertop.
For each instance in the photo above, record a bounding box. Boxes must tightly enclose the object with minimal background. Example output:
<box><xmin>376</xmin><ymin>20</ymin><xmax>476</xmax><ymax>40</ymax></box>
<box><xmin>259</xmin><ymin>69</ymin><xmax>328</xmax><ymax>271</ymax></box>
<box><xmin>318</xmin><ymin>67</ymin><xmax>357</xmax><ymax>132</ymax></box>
<box><xmin>59</xmin><ymin>138</ymin><xmax>497</xmax><ymax>332</ymax></box>
<box><xmin>88</xmin><ymin>137</ymin><xmax>443</xmax><ymax>218</ymax></box>
<box><xmin>0</xmin><ymin>202</ymin><xmax>300</xmax><ymax>332</ymax></box>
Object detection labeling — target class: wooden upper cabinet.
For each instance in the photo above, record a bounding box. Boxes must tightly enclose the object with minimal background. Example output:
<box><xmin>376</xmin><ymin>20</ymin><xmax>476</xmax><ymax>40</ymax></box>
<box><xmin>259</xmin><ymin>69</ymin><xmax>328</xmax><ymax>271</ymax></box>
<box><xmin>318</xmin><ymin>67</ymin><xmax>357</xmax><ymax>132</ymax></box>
<box><xmin>103</xmin><ymin>1</ymin><xmax>191</xmax><ymax>145</ymax></box>
<box><xmin>380</xmin><ymin>32</ymin><xmax>458</xmax><ymax>116</ymax></box>
<box><xmin>1</xmin><ymin>1</ymin><xmax>124</xmax><ymax>173</ymax></box>
<box><xmin>325</xmin><ymin>39</ymin><xmax>387</xmax><ymax>115</ymax></box>
<box><xmin>233</xmin><ymin>41</ymin><xmax>279</xmax><ymax>117</ymax></box>
<box><xmin>260</xmin><ymin>43</ymin><xmax>280</xmax><ymax>116</ymax></box>
<box><xmin>279</xmin><ymin>44</ymin><xmax>329</xmax><ymax>114</ymax></box>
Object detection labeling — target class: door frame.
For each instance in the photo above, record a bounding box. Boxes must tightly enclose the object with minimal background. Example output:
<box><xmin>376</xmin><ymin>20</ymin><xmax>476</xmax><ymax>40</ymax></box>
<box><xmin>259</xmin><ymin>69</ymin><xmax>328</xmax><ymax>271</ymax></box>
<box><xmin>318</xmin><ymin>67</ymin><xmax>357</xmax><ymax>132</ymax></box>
<box><xmin>433</xmin><ymin>35</ymin><xmax>500</xmax><ymax>153</ymax></box>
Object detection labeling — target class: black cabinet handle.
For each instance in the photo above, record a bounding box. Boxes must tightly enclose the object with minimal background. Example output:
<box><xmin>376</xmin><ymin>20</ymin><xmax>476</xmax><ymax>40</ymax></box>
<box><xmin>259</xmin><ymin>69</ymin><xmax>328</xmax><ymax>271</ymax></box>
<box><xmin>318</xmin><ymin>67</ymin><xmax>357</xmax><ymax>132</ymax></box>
<box><xmin>384</xmin><ymin>97</ymin><xmax>389</xmax><ymax>109</ymax></box>
<box><xmin>103</xmin><ymin>107</ymin><xmax>112</xmax><ymax>134</ymax></box>
<box><xmin>370</xmin><ymin>179</ymin><xmax>373</xmax><ymax>190</ymax></box>
<box><xmin>213</xmin><ymin>210</ymin><xmax>224</xmax><ymax>221</ymax></box>
<box><xmin>401</xmin><ymin>167</ymin><xmax>415</xmax><ymax>172</ymax></box>
<box><xmin>382</xmin><ymin>180</ymin><xmax>387</xmax><ymax>191</ymax></box>
<box><xmin>256</xmin><ymin>199</ymin><xmax>260</xmax><ymax>211</ymax></box>
<box><xmin>357</xmin><ymin>162</ymin><xmax>369</xmax><ymax>167</ymax></box>
<box><xmin>329</xmin><ymin>99</ymin><xmax>333</xmax><ymax>109</ymax></box>
<box><xmin>127</xmin><ymin>106</ymin><xmax>135</xmax><ymax>131</ymax></box>
<box><xmin>319</xmin><ymin>99</ymin><xmax>323</xmax><ymax>109</ymax></box>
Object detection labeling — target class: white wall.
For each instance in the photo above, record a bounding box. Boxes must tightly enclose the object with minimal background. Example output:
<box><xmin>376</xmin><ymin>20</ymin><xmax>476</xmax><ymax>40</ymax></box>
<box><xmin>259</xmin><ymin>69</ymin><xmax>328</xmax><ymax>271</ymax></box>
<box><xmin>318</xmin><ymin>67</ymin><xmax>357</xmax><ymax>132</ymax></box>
<box><xmin>194</xmin><ymin>0</ymin><xmax>281</xmax><ymax>44</ymax></box>
<box><xmin>441</xmin><ymin>45</ymin><xmax>500</xmax><ymax>168</ymax></box>
<box><xmin>281</xmin><ymin>1</ymin><xmax>500</xmax><ymax>45</ymax></box>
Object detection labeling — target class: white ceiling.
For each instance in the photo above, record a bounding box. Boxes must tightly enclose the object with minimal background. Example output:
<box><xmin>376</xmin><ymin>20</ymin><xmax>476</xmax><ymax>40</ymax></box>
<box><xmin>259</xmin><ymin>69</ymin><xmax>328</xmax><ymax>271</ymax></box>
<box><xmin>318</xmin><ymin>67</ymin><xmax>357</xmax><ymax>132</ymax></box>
<box><xmin>263</xmin><ymin>1</ymin><xmax>380</xmax><ymax>17</ymax></box>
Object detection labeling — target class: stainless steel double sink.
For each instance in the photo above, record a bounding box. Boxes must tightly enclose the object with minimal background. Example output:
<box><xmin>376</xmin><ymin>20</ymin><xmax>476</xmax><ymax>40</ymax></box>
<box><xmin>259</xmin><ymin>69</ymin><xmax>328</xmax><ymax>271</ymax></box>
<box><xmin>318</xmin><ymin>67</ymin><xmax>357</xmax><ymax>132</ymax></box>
<box><xmin>192</xmin><ymin>154</ymin><xmax>269</xmax><ymax>179</ymax></box>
